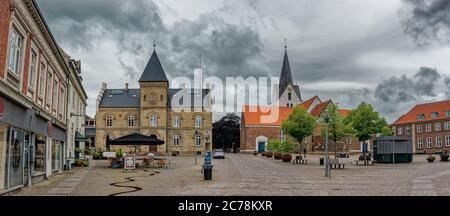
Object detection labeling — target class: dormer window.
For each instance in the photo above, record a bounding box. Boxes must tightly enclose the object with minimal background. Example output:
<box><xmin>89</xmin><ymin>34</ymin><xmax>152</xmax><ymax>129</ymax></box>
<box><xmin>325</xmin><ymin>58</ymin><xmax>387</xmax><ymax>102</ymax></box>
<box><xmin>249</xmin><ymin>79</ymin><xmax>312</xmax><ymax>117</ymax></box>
<box><xmin>417</xmin><ymin>114</ymin><xmax>425</xmax><ymax>120</ymax></box>
<box><xmin>446</xmin><ymin>110</ymin><xmax>450</xmax><ymax>117</ymax></box>
<box><xmin>431</xmin><ymin>112</ymin><xmax>439</xmax><ymax>118</ymax></box>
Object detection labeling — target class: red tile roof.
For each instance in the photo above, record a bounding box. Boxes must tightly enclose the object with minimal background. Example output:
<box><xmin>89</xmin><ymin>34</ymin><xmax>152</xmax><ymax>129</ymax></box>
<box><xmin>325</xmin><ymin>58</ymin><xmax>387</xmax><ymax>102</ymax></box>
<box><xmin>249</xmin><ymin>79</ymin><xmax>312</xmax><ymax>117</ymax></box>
<box><xmin>392</xmin><ymin>100</ymin><xmax>450</xmax><ymax>125</ymax></box>
<box><xmin>310</xmin><ymin>100</ymin><xmax>332</xmax><ymax>117</ymax></box>
<box><xmin>299</xmin><ymin>95</ymin><xmax>319</xmax><ymax>110</ymax></box>
<box><xmin>338</xmin><ymin>109</ymin><xmax>351</xmax><ymax>117</ymax></box>
<box><xmin>242</xmin><ymin>105</ymin><xmax>293</xmax><ymax>126</ymax></box>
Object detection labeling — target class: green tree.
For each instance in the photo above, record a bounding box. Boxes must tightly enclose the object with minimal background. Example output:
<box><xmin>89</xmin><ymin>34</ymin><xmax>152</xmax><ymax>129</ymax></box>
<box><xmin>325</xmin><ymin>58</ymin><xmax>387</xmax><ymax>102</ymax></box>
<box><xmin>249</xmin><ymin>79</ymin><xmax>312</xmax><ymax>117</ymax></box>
<box><xmin>320</xmin><ymin>104</ymin><xmax>354</xmax><ymax>157</ymax></box>
<box><xmin>267</xmin><ymin>139</ymin><xmax>281</xmax><ymax>153</ymax></box>
<box><xmin>381</xmin><ymin>126</ymin><xmax>394</xmax><ymax>136</ymax></box>
<box><xmin>279</xmin><ymin>141</ymin><xmax>295</xmax><ymax>154</ymax></box>
<box><xmin>281</xmin><ymin>106</ymin><xmax>316</xmax><ymax>157</ymax></box>
<box><xmin>344</xmin><ymin>102</ymin><xmax>387</xmax><ymax>153</ymax></box>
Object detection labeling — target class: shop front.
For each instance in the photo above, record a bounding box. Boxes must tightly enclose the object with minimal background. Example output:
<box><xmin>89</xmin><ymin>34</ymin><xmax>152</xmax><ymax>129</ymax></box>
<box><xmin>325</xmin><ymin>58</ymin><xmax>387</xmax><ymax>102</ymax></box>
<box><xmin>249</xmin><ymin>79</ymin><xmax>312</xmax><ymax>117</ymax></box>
<box><xmin>0</xmin><ymin>96</ymin><xmax>66</xmax><ymax>193</ymax></box>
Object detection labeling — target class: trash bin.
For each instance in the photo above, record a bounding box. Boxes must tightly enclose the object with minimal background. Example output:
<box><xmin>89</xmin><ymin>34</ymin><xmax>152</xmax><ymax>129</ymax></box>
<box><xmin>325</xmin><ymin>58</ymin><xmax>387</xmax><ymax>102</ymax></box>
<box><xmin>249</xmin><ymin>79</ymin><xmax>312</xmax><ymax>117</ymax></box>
<box><xmin>203</xmin><ymin>164</ymin><xmax>213</xmax><ymax>180</ymax></box>
<box><xmin>319</xmin><ymin>157</ymin><xmax>324</xmax><ymax>166</ymax></box>
<box><xmin>65</xmin><ymin>159</ymin><xmax>72</xmax><ymax>170</ymax></box>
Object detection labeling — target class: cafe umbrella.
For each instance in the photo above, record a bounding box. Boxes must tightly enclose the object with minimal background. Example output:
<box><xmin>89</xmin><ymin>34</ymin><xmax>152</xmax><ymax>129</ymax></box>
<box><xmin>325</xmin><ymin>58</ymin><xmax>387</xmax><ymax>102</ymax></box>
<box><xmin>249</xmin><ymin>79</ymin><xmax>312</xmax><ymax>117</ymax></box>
<box><xmin>108</xmin><ymin>133</ymin><xmax>165</xmax><ymax>153</ymax></box>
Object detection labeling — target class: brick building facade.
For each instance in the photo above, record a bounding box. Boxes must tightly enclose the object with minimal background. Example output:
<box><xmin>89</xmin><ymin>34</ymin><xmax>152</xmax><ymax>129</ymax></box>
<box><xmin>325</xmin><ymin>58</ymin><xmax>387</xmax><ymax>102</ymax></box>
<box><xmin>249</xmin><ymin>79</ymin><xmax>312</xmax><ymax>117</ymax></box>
<box><xmin>392</xmin><ymin>100</ymin><xmax>450</xmax><ymax>154</ymax></box>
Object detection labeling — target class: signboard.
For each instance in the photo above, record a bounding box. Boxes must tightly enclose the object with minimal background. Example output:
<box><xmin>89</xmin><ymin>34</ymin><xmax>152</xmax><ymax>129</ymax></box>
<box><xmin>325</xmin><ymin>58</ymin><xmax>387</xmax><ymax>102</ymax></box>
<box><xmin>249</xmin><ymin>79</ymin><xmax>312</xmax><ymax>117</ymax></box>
<box><xmin>102</xmin><ymin>152</ymin><xmax>116</xmax><ymax>158</ymax></box>
<box><xmin>124</xmin><ymin>153</ymin><xmax>136</xmax><ymax>171</ymax></box>
<box><xmin>204</xmin><ymin>151</ymin><xmax>212</xmax><ymax>165</ymax></box>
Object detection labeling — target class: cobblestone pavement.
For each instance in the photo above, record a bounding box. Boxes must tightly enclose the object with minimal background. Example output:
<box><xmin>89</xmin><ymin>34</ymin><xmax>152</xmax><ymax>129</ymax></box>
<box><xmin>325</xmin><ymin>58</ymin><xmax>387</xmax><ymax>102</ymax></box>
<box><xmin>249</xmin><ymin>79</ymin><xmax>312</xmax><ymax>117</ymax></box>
<box><xmin>10</xmin><ymin>153</ymin><xmax>450</xmax><ymax>196</ymax></box>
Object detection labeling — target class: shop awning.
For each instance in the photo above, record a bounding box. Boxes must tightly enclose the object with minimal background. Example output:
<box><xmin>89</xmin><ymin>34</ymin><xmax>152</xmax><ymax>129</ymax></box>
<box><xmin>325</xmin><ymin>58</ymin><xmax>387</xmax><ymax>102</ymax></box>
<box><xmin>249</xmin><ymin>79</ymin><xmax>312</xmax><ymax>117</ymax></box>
<box><xmin>75</xmin><ymin>132</ymin><xmax>90</xmax><ymax>142</ymax></box>
<box><xmin>108</xmin><ymin>133</ymin><xmax>165</xmax><ymax>146</ymax></box>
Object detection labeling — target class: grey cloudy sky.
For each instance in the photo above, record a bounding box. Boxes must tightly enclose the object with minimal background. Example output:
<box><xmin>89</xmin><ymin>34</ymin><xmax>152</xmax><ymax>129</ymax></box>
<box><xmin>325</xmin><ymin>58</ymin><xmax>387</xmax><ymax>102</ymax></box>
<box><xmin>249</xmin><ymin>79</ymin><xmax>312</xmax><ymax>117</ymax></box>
<box><xmin>36</xmin><ymin>0</ymin><xmax>450</xmax><ymax>123</ymax></box>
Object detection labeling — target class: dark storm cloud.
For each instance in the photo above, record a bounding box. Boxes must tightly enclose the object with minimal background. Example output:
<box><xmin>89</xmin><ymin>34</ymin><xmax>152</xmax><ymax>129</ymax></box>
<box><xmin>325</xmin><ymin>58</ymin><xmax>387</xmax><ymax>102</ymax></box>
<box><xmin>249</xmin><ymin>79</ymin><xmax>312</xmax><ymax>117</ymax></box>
<box><xmin>402</xmin><ymin>0</ymin><xmax>450</xmax><ymax>45</ymax></box>
<box><xmin>37</xmin><ymin>0</ymin><xmax>269</xmax><ymax>81</ymax></box>
<box><xmin>445</xmin><ymin>77</ymin><xmax>450</xmax><ymax>99</ymax></box>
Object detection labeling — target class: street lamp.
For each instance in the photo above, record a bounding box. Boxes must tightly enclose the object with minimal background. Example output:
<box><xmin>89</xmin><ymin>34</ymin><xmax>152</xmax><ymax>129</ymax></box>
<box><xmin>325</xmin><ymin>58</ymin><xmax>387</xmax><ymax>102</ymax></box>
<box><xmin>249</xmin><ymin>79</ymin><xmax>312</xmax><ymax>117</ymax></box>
<box><xmin>205</xmin><ymin>130</ymin><xmax>210</xmax><ymax>151</ymax></box>
<box><xmin>324</xmin><ymin>109</ymin><xmax>331</xmax><ymax>178</ymax></box>
<box><xmin>195</xmin><ymin>130</ymin><xmax>199</xmax><ymax>165</ymax></box>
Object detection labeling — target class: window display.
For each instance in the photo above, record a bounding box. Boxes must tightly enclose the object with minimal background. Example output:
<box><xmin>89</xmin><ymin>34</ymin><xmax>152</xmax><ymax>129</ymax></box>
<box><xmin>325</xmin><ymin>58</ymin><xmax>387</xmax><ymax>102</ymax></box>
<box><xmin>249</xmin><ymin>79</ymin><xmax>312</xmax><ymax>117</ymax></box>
<box><xmin>32</xmin><ymin>134</ymin><xmax>45</xmax><ymax>175</ymax></box>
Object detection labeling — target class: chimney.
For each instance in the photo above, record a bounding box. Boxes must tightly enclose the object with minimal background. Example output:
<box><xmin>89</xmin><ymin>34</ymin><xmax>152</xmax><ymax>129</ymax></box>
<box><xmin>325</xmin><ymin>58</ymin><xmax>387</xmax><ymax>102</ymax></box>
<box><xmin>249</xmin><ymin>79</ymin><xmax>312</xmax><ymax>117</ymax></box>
<box><xmin>125</xmin><ymin>83</ymin><xmax>129</xmax><ymax>91</ymax></box>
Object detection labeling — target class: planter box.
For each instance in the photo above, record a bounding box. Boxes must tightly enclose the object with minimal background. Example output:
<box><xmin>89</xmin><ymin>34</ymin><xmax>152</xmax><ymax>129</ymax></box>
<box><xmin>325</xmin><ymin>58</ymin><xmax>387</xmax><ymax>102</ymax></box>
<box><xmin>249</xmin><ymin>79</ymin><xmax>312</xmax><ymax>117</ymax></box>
<box><xmin>281</xmin><ymin>154</ymin><xmax>292</xmax><ymax>162</ymax></box>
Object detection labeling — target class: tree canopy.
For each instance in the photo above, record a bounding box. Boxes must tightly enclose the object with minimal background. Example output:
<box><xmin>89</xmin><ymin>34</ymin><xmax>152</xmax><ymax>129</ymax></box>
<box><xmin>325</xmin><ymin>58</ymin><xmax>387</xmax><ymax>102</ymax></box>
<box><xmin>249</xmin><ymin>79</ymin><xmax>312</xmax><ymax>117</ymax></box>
<box><xmin>282</xmin><ymin>106</ymin><xmax>316</xmax><ymax>143</ymax></box>
<box><xmin>344</xmin><ymin>102</ymin><xmax>387</xmax><ymax>141</ymax></box>
<box><xmin>212</xmin><ymin>113</ymin><xmax>240</xmax><ymax>151</ymax></box>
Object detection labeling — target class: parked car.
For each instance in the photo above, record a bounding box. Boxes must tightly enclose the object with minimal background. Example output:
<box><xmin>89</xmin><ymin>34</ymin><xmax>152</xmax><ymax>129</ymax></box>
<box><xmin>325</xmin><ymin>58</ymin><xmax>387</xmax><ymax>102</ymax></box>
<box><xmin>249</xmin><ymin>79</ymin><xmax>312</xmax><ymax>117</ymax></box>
<box><xmin>213</xmin><ymin>149</ymin><xmax>225</xmax><ymax>159</ymax></box>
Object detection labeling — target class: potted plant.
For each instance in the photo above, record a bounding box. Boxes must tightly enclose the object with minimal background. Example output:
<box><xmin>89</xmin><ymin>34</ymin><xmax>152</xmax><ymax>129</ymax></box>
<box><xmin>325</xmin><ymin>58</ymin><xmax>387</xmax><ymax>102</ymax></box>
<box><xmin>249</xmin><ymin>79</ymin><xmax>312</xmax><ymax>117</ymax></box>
<box><xmin>253</xmin><ymin>151</ymin><xmax>258</xmax><ymax>156</ymax></box>
<box><xmin>266</xmin><ymin>140</ymin><xmax>279</xmax><ymax>158</ymax></box>
<box><xmin>116</xmin><ymin>149</ymin><xmax>123</xmax><ymax>158</ymax></box>
<box><xmin>427</xmin><ymin>154</ymin><xmax>436</xmax><ymax>163</ymax></box>
<box><xmin>280</xmin><ymin>141</ymin><xmax>295</xmax><ymax>162</ymax></box>
<box><xmin>261</xmin><ymin>152</ymin><xmax>266</xmax><ymax>156</ymax></box>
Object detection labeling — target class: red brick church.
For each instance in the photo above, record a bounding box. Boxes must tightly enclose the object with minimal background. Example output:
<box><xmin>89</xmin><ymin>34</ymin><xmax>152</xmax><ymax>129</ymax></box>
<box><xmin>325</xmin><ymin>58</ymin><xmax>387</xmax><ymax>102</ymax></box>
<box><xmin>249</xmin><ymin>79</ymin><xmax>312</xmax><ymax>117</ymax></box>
<box><xmin>240</xmin><ymin>46</ymin><xmax>363</xmax><ymax>154</ymax></box>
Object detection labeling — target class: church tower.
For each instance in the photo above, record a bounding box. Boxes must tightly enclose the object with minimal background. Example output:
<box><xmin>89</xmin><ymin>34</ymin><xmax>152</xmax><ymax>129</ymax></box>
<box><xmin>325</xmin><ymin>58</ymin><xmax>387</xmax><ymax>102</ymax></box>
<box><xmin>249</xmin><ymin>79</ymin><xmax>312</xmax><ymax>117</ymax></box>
<box><xmin>139</xmin><ymin>43</ymin><xmax>169</xmax><ymax>152</ymax></box>
<box><xmin>277</xmin><ymin>41</ymin><xmax>302</xmax><ymax>107</ymax></box>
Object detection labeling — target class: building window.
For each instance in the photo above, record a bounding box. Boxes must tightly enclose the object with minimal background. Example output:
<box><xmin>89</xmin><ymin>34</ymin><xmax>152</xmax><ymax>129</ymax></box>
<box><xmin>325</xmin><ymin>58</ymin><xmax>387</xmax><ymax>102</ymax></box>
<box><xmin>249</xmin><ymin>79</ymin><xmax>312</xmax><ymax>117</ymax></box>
<box><xmin>195</xmin><ymin>134</ymin><xmax>202</xmax><ymax>147</ymax></box>
<box><xmin>417</xmin><ymin>125</ymin><xmax>423</xmax><ymax>133</ymax></box>
<box><xmin>28</xmin><ymin>49</ymin><xmax>37</xmax><ymax>89</ymax></box>
<box><xmin>38</xmin><ymin>62</ymin><xmax>46</xmax><ymax>97</ymax></box>
<box><xmin>173</xmin><ymin>115</ymin><xmax>180</xmax><ymax>128</ymax></box>
<box><xmin>46</xmin><ymin>71</ymin><xmax>53</xmax><ymax>104</ymax></box>
<box><xmin>431</xmin><ymin>112</ymin><xmax>439</xmax><ymax>118</ymax></box>
<box><xmin>435</xmin><ymin>123</ymin><xmax>441</xmax><ymax>132</ymax></box>
<box><xmin>195</xmin><ymin>115</ymin><xmax>202</xmax><ymax>128</ymax></box>
<box><xmin>398</xmin><ymin>128</ymin><xmax>403</xmax><ymax>135</ymax></box>
<box><xmin>173</xmin><ymin>135</ymin><xmax>180</xmax><ymax>146</ymax></box>
<box><xmin>417</xmin><ymin>114</ymin><xmax>425</xmax><ymax>120</ymax></box>
<box><xmin>53</xmin><ymin>79</ymin><xmax>58</xmax><ymax>111</ymax></box>
<box><xmin>288</xmin><ymin>92</ymin><xmax>292</xmax><ymax>100</ymax></box>
<box><xmin>405</xmin><ymin>127</ymin><xmax>410</xmax><ymax>134</ymax></box>
<box><xmin>279</xmin><ymin>130</ymin><xmax>285</xmax><ymax>141</ymax></box>
<box><xmin>425</xmin><ymin>124</ymin><xmax>432</xmax><ymax>133</ymax></box>
<box><xmin>7</xmin><ymin>28</ymin><xmax>23</xmax><ymax>76</ymax></box>
<box><xmin>150</xmin><ymin>115</ymin><xmax>157</xmax><ymax>127</ymax></box>
<box><xmin>446</xmin><ymin>111</ymin><xmax>450</xmax><ymax>117</ymax></box>
<box><xmin>417</xmin><ymin>138</ymin><xmax>423</xmax><ymax>149</ymax></box>
<box><xmin>59</xmin><ymin>87</ymin><xmax>65</xmax><ymax>116</ymax></box>
<box><xmin>436</xmin><ymin>137</ymin><xmax>442</xmax><ymax>148</ymax></box>
<box><xmin>128</xmin><ymin>115</ymin><xmax>134</xmax><ymax>128</ymax></box>
<box><xmin>160</xmin><ymin>95</ymin><xmax>163</xmax><ymax>101</ymax></box>
<box><xmin>426</xmin><ymin>137</ymin><xmax>433</xmax><ymax>148</ymax></box>
<box><xmin>446</xmin><ymin>136</ymin><xmax>450</xmax><ymax>147</ymax></box>
<box><xmin>445</xmin><ymin>122</ymin><xmax>450</xmax><ymax>131</ymax></box>
<box><xmin>106</xmin><ymin>115</ymin><xmax>113</xmax><ymax>128</ymax></box>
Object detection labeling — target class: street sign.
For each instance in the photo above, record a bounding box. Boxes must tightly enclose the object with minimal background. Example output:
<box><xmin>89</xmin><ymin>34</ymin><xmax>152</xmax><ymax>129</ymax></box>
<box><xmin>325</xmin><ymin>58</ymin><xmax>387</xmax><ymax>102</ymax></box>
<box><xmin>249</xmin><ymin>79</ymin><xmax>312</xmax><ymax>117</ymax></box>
<box><xmin>204</xmin><ymin>151</ymin><xmax>212</xmax><ymax>165</ymax></box>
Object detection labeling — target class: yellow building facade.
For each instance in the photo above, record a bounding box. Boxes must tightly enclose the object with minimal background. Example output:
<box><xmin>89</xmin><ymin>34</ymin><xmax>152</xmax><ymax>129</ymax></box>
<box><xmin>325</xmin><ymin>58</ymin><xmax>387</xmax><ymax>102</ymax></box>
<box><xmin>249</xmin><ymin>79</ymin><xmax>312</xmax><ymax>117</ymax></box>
<box><xmin>95</xmin><ymin>49</ymin><xmax>212</xmax><ymax>155</ymax></box>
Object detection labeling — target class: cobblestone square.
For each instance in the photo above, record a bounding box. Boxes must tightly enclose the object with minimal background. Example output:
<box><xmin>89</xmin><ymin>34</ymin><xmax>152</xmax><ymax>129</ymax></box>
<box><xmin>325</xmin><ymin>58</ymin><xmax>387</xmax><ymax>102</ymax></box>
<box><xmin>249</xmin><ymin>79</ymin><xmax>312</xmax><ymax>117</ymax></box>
<box><xmin>10</xmin><ymin>153</ymin><xmax>450</xmax><ymax>196</ymax></box>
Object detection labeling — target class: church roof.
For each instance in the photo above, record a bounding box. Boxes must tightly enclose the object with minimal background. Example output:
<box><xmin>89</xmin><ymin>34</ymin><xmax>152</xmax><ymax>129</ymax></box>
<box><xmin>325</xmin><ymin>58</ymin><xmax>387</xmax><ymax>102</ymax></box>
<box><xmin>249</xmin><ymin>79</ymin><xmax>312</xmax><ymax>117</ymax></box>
<box><xmin>139</xmin><ymin>50</ymin><xmax>168</xmax><ymax>82</ymax></box>
<box><xmin>278</xmin><ymin>48</ymin><xmax>302</xmax><ymax>102</ymax></box>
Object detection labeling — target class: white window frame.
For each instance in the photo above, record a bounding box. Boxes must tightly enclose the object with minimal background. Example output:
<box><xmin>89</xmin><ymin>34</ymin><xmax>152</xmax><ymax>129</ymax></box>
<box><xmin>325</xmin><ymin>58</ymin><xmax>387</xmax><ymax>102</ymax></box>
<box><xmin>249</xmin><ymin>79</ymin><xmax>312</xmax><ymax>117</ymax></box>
<box><xmin>398</xmin><ymin>128</ymin><xmax>403</xmax><ymax>135</ymax></box>
<box><xmin>195</xmin><ymin>115</ymin><xmax>202</xmax><ymax>128</ymax></box>
<box><xmin>195</xmin><ymin>134</ymin><xmax>202</xmax><ymax>147</ymax></box>
<box><xmin>7</xmin><ymin>26</ymin><xmax>24</xmax><ymax>77</ymax></box>
<box><xmin>417</xmin><ymin>138</ymin><xmax>423</xmax><ymax>149</ymax></box>
<box><xmin>436</xmin><ymin>137</ymin><xmax>442</xmax><ymax>148</ymax></box>
<box><xmin>53</xmin><ymin>78</ymin><xmax>58</xmax><ymax>111</ymax></box>
<box><xmin>150</xmin><ymin>115</ymin><xmax>157</xmax><ymax>127</ymax></box>
<box><xmin>446</xmin><ymin>136</ymin><xmax>450</xmax><ymax>147</ymax></box>
<box><xmin>425</xmin><ymin>124</ymin><xmax>432</xmax><ymax>133</ymax></box>
<box><xmin>38</xmin><ymin>60</ymin><xmax>46</xmax><ymax>98</ymax></box>
<box><xmin>445</xmin><ymin>122</ymin><xmax>450</xmax><ymax>131</ymax></box>
<box><xmin>431</xmin><ymin>112</ymin><xmax>439</xmax><ymax>118</ymax></box>
<box><xmin>58</xmin><ymin>86</ymin><xmax>65</xmax><ymax>117</ymax></box>
<box><xmin>173</xmin><ymin>135</ymin><xmax>180</xmax><ymax>146</ymax></box>
<box><xmin>173</xmin><ymin>115</ymin><xmax>180</xmax><ymax>128</ymax></box>
<box><xmin>417</xmin><ymin>114</ymin><xmax>424</xmax><ymax>120</ymax></box>
<box><xmin>128</xmin><ymin>115</ymin><xmax>134</xmax><ymax>128</ymax></box>
<box><xmin>417</xmin><ymin>125</ymin><xmax>423</xmax><ymax>133</ymax></box>
<box><xmin>426</xmin><ymin>137</ymin><xmax>433</xmax><ymax>149</ymax></box>
<box><xmin>27</xmin><ymin>47</ymin><xmax>38</xmax><ymax>90</ymax></box>
<box><xmin>46</xmin><ymin>69</ymin><xmax>53</xmax><ymax>105</ymax></box>
<box><xmin>405</xmin><ymin>127</ymin><xmax>410</xmax><ymax>134</ymax></box>
<box><xmin>106</xmin><ymin>115</ymin><xmax>113</xmax><ymax>128</ymax></box>
<box><xmin>435</xmin><ymin>123</ymin><xmax>441</xmax><ymax>132</ymax></box>
<box><xmin>446</xmin><ymin>111</ymin><xmax>450</xmax><ymax>117</ymax></box>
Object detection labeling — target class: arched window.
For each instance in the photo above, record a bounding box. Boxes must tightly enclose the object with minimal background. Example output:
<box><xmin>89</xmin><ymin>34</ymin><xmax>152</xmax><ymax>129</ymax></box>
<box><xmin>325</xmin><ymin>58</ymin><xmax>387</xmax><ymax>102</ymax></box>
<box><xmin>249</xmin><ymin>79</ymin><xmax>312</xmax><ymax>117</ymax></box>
<box><xmin>173</xmin><ymin>135</ymin><xmax>180</xmax><ymax>146</ymax></box>
<box><xmin>128</xmin><ymin>115</ymin><xmax>134</xmax><ymax>128</ymax></box>
<box><xmin>106</xmin><ymin>115</ymin><xmax>113</xmax><ymax>128</ymax></box>
<box><xmin>195</xmin><ymin>115</ymin><xmax>202</xmax><ymax>128</ymax></box>
<box><xmin>173</xmin><ymin>115</ymin><xmax>180</xmax><ymax>128</ymax></box>
<box><xmin>150</xmin><ymin>115</ymin><xmax>157</xmax><ymax>127</ymax></box>
<box><xmin>195</xmin><ymin>134</ymin><xmax>202</xmax><ymax>146</ymax></box>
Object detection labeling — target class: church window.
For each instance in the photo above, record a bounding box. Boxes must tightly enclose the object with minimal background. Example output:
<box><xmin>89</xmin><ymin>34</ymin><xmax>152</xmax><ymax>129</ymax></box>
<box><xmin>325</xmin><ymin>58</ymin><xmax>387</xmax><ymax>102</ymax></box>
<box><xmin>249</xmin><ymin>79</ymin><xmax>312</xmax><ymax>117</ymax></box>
<box><xmin>150</xmin><ymin>115</ymin><xmax>157</xmax><ymax>127</ymax></box>
<box><xmin>106</xmin><ymin>115</ymin><xmax>113</xmax><ymax>128</ymax></box>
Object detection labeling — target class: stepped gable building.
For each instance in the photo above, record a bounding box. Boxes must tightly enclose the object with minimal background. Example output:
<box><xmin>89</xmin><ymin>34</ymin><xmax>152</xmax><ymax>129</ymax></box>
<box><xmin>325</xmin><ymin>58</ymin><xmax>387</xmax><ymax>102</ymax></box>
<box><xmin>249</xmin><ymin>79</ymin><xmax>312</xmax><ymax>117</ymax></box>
<box><xmin>241</xmin><ymin>46</ymin><xmax>360</xmax><ymax>153</ymax></box>
<box><xmin>95</xmin><ymin>47</ymin><xmax>212</xmax><ymax>155</ymax></box>
<box><xmin>392</xmin><ymin>100</ymin><xmax>450</xmax><ymax>154</ymax></box>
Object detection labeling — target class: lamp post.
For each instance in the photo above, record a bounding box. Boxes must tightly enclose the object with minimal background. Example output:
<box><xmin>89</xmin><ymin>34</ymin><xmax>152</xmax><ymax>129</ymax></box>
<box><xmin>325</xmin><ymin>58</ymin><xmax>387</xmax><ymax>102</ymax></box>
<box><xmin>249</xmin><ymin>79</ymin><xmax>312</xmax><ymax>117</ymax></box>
<box><xmin>324</xmin><ymin>109</ymin><xmax>331</xmax><ymax>178</ymax></box>
<box><xmin>205</xmin><ymin>130</ymin><xmax>210</xmax><ymax>151</ymax></box>
<box><xmin>195</xmin><ymin>130</ymin><xmax>199</xmax><ymax>165</ymax></box>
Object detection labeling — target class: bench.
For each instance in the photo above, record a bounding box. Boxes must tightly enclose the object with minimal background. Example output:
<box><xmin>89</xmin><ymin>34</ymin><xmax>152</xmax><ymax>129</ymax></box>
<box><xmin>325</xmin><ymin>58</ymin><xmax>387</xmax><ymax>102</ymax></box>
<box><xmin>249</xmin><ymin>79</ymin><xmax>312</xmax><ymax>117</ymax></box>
<box><xmin>293</xmin><ymin>156</ymin><xmax>308</xmax><ymax>164</ymax></box>
<box><xmin>329</xmin><ymin>158</ymin><xmax>345</xmax><ymax>169</ymax></box>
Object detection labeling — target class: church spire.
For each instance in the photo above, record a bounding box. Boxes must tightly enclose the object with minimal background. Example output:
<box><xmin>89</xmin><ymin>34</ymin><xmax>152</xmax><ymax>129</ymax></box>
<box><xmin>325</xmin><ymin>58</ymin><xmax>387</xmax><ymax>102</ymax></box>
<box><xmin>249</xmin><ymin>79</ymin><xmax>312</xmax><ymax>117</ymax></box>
<box><xmin>139</xmin><ymin>45</ymin><xmax>168</xmax><ymax>82</ymax></box>
<box><xmin>279</xmin><ymin>41</ymin><xmax>294</xmax><ymax>97</ymax></box>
